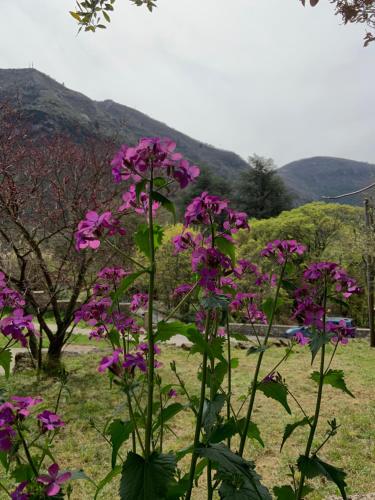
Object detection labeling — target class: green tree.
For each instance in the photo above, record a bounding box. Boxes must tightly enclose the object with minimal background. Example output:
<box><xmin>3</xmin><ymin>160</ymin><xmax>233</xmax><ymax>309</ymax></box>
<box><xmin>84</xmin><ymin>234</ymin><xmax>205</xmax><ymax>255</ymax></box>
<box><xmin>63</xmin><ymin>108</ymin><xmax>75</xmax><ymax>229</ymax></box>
<box><xmin>234</xmin><ymin>154</ymin><xmax>292</xmax><ymax>219</ymax></box>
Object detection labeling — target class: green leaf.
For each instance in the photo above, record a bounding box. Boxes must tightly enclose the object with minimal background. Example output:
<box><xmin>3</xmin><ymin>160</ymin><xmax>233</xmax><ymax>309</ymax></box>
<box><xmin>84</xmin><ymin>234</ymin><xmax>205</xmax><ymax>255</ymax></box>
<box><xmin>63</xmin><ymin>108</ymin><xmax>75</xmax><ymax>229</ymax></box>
<box><xmin>135</xmin><ymin>179</ymin><xmax>147</xmax><ymax>203</ymax></box>
<box><xmin>120</xmin><ymin>451</ymin><xmax>176</xmax><ymax>500</ymax></box>
<box><xmin>297</xmin><ymin>455</ymin><xmax>347</xmax><ymax>499</ymax></box>
<box><xmin>107</xmin><ymin>419</ymin><xmax>134</xmax><ymax>469</ymax></box>
<box><xmin>151</xmin><ymin>191</ymin><xmax>176</xmax><ymax>222</ymax></box>
<box><xmin>70</xmin><ymin>10</ymin><xmax>83</xmax><ymax>21</ymax></box>
<box><xmin>0</xmin><ymin>349</ymin><xmax>12</xmax><ymax>379</ymax></box>
<box><xmin>311</xmin><ymin>369</ymin><xmax>354</xmax><ymax>398</ymax></box>
<box><xmin>95</xmin><ymin>466</ymin><xmax>122</xmax><ymax>500</ymax></box>
<box><xmin>203</xmin><ymin>394</ymin><xmax>226</xmax><ymax>434</ymax></box>
<box><xmin>206</xmin><ymin>360</ymin><xmax>228</xmax><ymax>394</ymax></box>
<box><xmin>12</xmin><ymin>464</ymin><xmax>33</xmax><ymax>482</ymax></box>
<box><xmin>280</xmin><ymin>417</ymin><xmax>312</xmax><ymax>451</ymax></box>
<box><xmin>110</xmin><ymin>270</ymin><xmax>147</xmax><ymax>307</ymax></box>
<box><xmin>309</xmin><ymin>330</ymin><xmax>330</xmax><ymax>363</ymax></box>
<box><xmin>261</xmin><ymin>297</ymin><xmax>283</xmax><ymax>323</ymax></box>
<box><xmin>108</xmin><ymin>328</ymin><xmax>121</xmax><ymax>348</ymax></box>
<box><xmin>0</xmin><ymin>451</ymin><xmax>9</xmax><ymax>471</ymax></box>
<box><xmin>231</xmin><ymin>332</ymin><xmax>249</xmax><ymax>342</ymax></box>
<box><xmin>238</xmin><ymin>418</ymin><xmax>264</xmax><ymax>448</ymax></box>
<box><xmin>155</xmin><ymin>321</ymin><xmax>195</xmax><ymax>342</ymax></box>
<box><xmin>231</xmin><ymin>357</ymin><xmax>239</xmax><ymax>369</ymax></box>
<box><xmin>197</xmin><ymin>444</ymin><xmax>271</xmax><ymax>499</ymax></box>
<box><xmin>209</xmin><ymin>418</ymin><xmax>238</xmax><ymax>443</ymax></box>
<box><xmin>215</xmin><ymin>236</ymin><xmax>236</xmax><ymax>264</ymax></box>
<box><xmin>153</xmin><ymin>403</ymin><xmax>184</xmax><ymax>431</ymax></box>
<box><xmin>258</xmin><ymin>381</ymin><xmax>291</xmax><ymax>414</ymax></box>
<box><xmin>272</xmin><ymin>485</ymin><xmax>295</xmax><ymax>500</ymax></box>
<box><xmin>134</xmin><ymin>224</ymin><xmax>164</xmax><ymax>260</ymax></box>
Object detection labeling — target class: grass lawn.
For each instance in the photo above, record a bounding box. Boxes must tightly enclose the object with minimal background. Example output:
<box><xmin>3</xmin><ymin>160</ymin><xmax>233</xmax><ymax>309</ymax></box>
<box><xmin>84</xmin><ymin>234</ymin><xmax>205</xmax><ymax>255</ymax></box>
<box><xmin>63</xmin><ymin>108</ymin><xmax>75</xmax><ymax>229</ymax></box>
<box><xmin>2</xmin><ymin>339</ymin><xmax>375</xmax><ymax>499</ymax></box>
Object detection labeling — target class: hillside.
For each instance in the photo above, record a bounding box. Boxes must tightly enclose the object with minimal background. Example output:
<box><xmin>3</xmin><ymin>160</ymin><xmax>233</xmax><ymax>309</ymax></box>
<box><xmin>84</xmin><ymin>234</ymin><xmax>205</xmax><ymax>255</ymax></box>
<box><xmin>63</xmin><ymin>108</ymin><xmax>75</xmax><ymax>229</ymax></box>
<box><xmin>0</xmin><ymin>68</ymin><xmax>248</xmax><ymax>177</ymax></box>
<box><xmin>278</xmin><ymin>156</ymin><xmax>375</xmax><ymax>205</ymax></box>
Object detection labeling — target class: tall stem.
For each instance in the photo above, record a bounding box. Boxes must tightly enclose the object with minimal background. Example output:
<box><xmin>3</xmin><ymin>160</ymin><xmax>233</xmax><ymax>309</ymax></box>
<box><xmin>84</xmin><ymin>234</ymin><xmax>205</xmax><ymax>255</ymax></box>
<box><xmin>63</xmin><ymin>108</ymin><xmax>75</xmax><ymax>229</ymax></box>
<box><xmin>226</xmin><ymin>315</ymin><xmax>232</xmax><ymax>448</ymax></box>
<box><xmin>185</xmin><ymin>315</ymin><xmax>211</xmax><ymax>500</ymax></box>
<box><xmin>238</xmin><ymin>262</ymin><xmax>286</xmax><ymax>457</ymax></box>
<box><xmin>297</xmin><ymin>276</ymin><xmax>328</xmax><ymax>499</ymax></box>
<box><xmin>296</xmin><ymin>344</ymin><xmax>326</xmax><ymax>499</ymax></box>
<box><xmin>145</xmin><ymin>171</ymin><xmax>156</xmax><ymax>459</ymax></box>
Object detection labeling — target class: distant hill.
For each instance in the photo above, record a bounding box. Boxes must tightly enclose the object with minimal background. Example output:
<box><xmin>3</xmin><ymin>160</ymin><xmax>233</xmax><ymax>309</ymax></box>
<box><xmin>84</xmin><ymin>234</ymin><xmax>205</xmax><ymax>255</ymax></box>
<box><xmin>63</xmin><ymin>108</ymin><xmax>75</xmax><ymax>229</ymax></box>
<box><xmin>0</xmin><ymin>68</ymin><xmax>248</xmax><ymax>177</ymax></box>
<box><xmin>278</xmin><ymin>156</ymin><xmax>375</xmax><ymax>205</ymax></box>
<box><xmin>1</xmin><ymin>68</ymin><xmax>374</xmax><ymax>207</ymax></box>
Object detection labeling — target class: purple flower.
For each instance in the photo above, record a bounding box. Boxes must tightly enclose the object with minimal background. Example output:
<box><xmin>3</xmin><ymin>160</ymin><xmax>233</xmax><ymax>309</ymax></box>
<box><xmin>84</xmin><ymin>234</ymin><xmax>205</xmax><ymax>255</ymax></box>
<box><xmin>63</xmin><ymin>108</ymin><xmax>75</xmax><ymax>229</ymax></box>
<box><xmin>327</xmin><ymin>320</ymin><xmax>354</xmax><ymax>345</ymax></box>
<box><xmin>0</xmin><ymin>309</ymin><xmax>35</xmax><ymax>347</ymax></box>
<box><xmin>138</xmin><ymin>342</ymin><xmax>161</xmax><ymax>355</ymax></box>
<box><xmin>10</xmin><ymin>482</ymin><xmax>29</xmax><ymax>500</ymax></box>
<box><xmin>75</xmin><ymin>211</ymin><xmax>125</xmax><ymax>251</ymax></box>
<box><xmin>130</xmin><ymin>293</ymin><xmax>148</xmax><ymax>313</ymax></box>
<box><xmin>123</xmin><ymin>352</ymin><xmax>147</xmax><ymax>373</ymax></box>
<box><xmin>184</xmin><ymin>192</ymin><xmax>229</xmax><ymax>226</ymax></box>
<box><xmin>37</xmin><ymin>410</ymin><xmax>64</xmax><ymax>432</ymax></box>
<box><xmin>74</xmin><ymin>297</ymin><xmax>112</xmax><ymax>326</ymax></box>
<box><xmin>37</xmin><ymin>463</ymin><xmax>71</xmax><ymax>497</ymax></box>
<box><xmin>294</xmin><ymin>331</ymin><xmax>310</xmax><ymax>346</ymax></box>
<box><xmin>261</xmin><ymin>239</ymin><xmax>306</xmax><ymax>264</ymax></box>
<box><xmin>98</xmin><ymin>349</ymin><xmax>123</xmax><ymax>373</ymax></box>
<box><xmin>223</xmin><ymin>209</ymin><xmax>249</xmax><ymax>233</ymax></box>
<box><xmin>111</xmin><ymin>137</ymin><xmax>199</xmax><ymax>189</ymax></box>
<box><xmin>0</xmin><ymin>426</ymin><xmax>16</xmax><ymax>452</ymax></box>
<box><xmin>168</xmin><ymin>389</ymin><xmax>177</xmax><ymax>398</ymax></box>
<box><xmin>97</xmin><ymin>267</ymin><xmax>128</xmax><ymax>283</ymax></box>
<box><xmin>172</xmin><ymin>231</ymin><xmax>201</xmax><ymax>254</ymax></box>
<box><xmin>172</xmin><ymin>283</ymin><xmax>193</xmax><ymax>298</ymax></box>
<box><xmin>0</xmin><ymin>402</ymin><xmax>15</xmax><ymax>427</ymax></box>
<box><xmin>11</xmin><ymin>396</ymin><xmax>43</xmax><ymax>418</ymax></box>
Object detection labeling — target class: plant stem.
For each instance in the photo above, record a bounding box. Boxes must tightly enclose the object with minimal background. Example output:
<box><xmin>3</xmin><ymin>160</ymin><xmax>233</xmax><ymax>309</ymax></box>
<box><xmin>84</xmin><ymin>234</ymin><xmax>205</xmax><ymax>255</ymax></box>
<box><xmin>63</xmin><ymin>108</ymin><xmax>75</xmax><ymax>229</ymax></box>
<box><xmin>185</xmin><ymin>315</ymin><xmax>211</xmax><ymax>500</ymax></box>
<box><xmin>145</xmin><ymin>171</ymin><xmax>156</xmax><ymax>459</ymax></box>
<box><xmin>226</xmin><ymin>315</ymin><xmax>232</xmax><ymax>448</ymax></box>
<box><xmin>238</xmin><ymin>262</ymin><xmax>286</xmax><ymax>457</ymax></box>
<box><xmin>296</xmin><ymin>344</ymin><xmax>326</xmax><ymax>499</ymax></box>
<box><xmin>16</xmin><ymin>422</ymin><xmax>38</xmax><ymax>477</ymax></box>
<box><xmin>104</xmin><ymin>239</ymin><xmax>148</xmax><ymax>271</ymax></box>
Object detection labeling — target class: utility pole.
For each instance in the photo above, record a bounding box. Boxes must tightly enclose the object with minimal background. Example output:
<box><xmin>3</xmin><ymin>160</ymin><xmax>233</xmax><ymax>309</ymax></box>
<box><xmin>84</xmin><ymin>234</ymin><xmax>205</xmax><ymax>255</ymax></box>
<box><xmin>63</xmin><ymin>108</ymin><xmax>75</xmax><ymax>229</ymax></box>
<box><xmin>364</xmin><ymin>199</ymin><xmax>375</xmax><ymax>347</ymax></box>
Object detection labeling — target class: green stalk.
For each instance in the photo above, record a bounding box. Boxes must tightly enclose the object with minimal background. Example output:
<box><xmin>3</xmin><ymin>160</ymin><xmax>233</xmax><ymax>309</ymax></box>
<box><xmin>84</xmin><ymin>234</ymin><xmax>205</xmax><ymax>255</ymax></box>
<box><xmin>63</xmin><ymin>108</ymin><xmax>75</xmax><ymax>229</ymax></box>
<box><xmin>296</xmin><ymin>344</ymin><xmax>326</xmax><ymax>499</ymax></box>
<box><xmin>144</xmin><ymin>171</ymin><xmax>156</xmax><ymax>459</ymax></box>
<box><xmin>238</xmin><ymin>261</ymin><xmax>286</xmax><ymax>457</ymax></box>
<box><xmin>225</xmin><ymin>315</ymin><xmax>232</xmax><ymax>448</ymax></box>
<box><xmin>296</xmin><ymin>276</ymin><xmax>328</xmax><ymax>499</ymax></box>
<box><xmin>185</xmin><ymin>314</ymin><xmax>211</xmax><ymax>500</ymax></box>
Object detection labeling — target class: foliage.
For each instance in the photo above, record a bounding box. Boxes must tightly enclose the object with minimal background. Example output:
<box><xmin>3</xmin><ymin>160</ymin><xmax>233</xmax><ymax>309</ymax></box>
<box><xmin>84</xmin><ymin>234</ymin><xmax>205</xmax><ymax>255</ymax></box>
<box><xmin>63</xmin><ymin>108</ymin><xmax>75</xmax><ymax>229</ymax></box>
<box><xmin>234</xmin><ymin>155</ymin><xmax>292</xmax><ymax>219</ymax></box>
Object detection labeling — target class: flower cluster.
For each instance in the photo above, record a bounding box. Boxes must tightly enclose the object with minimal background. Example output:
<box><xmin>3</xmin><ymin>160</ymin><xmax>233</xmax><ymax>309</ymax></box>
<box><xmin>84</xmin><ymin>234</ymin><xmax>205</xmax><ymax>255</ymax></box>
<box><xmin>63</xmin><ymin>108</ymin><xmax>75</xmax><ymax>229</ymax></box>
<box><xmin>75</xmin><ymin>210</ymin><xmax>126</xmax><ymax>251</ymax></box>
<box><xmin>98</xmin><ymin>343</ymin><xmax>162</xmax><ymax>375</ymax></box>
<box><xmin>111</xmin><ymin>137</ymin><xmax>200</xmax><ymax>188</ymax></box>
<box><xmin>0</xmin><ymin>274</ymin><xmax>35</xmax><ymax>348</ymax></box>
<box><xmin>303</xmin><ymin>262</ymin><xmax>360</xmax><ymax>298</ymax></box>
<box><xmin>230</xmin><ymin>293</ymin><xmax>267</xmax><ymax>324</ymax></box>
<box><xmin>0</xmin><ymin>397</ymin><xmax>69</xmax><ymax>498</ymax></box>
<box><xmin>260</xmin><ymin>239</ymin><xmax>306</xmax><ymax>264</ymax></box>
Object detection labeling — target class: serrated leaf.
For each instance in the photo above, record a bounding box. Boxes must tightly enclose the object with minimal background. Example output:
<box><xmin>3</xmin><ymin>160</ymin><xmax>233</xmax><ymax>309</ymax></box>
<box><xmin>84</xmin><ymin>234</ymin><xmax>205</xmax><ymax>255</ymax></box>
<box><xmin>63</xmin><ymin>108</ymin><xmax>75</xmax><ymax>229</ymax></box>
<box><xmin>120</xmin><ymin>451</ymin><xmax>176</xmax><ymax>500</ymax></box>
<box><xmin>0</xmin><ymin>349</ymin><xmax>12</xmax><ymax>379</ymax></box>
<box><xmin>203</xmin><ymin>394</ymin><xmax>226</xmax><ymax>434</ymax></box>
<box><xmin>153</xmin><ymin>403</ymin><xmax>184</xmax><ymax>431</ymax></box>
<box><xmin>151</xmin><ymin>191</ymin><xmax>176</xmax><ymax>222</ymax></box>
<box><xmin>309</xmin><ymin>329</ymin><xmax>330</xmax><ymax>363</ymax></box>
<box><xmin>155</xmin><ymin>320</ymin><xmax>195</xmax><ymax>342</ymax></box>
<box><xmin>297</xmin><ymin>455</ymin><xmax>347</xmax><ymax>499</ymax></box>
<box><xmin>134</xmin><ymin>224</ymin><xmax>164</xmax><ymax>260</ymax></box>
<box><xmin>209</xmin><ymin>418</ymin><xmax>238</xmax><ymax>443</ymax></box>
<box><xmin>11</xmin><ymin>464</ymin><xmax>33</xmax><ymax>482</ymax></box>
<box><xmin>311</xmin><ymin>370</ymin><xmax>354</xmax><ymax>398</ymax></box>
<box><xmin>280</xmin><ymin>417</ymin><xmax>312</xmax><ymax>451</ymax></box>
<box><xmin>215</xmin><ymin>236</ymin><xmax>236</xmax><ymax>264</ymax></box>
<box><xmin>107</xmin><ymin>419</ymin><xmax>134</xmax><ymax>469</ymax></box>
<box><xmin>197</xmin><ymin>444</ymin><xmax>271</xmax><ymax>499</ymax></box>
<box><xmin>206</xmin><ymin>360</ymin><xmax>228</xmax><ymax>394</ymax></box>
<box><xmin>272</xmin><ymin>485</ymin><xmax>295</xmax><ymax>500</ymax></box>
<box><xmin>258</xmin><ymin>381</ymin><xmax>291</xmax><ymax>414</ymax></box>
<box><xmin>238</xmin><ymin>418</ymin><xmax>264</xmax><ymax>448</ymax></box>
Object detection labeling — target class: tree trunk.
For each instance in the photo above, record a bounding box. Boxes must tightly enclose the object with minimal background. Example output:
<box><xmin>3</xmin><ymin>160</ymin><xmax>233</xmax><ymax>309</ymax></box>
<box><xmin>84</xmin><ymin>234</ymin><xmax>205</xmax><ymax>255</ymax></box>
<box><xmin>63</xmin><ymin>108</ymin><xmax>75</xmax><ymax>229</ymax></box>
<box><xmin>45</xmin><ymin>334</ymin><xmax>65</xmax><ymax>374</ymax></box>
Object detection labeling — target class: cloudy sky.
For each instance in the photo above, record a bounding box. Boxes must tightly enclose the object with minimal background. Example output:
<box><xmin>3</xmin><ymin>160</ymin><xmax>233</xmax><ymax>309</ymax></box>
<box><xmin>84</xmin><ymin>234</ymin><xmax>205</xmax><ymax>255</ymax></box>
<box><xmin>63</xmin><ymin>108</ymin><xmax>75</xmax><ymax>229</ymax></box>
<box><xmin>1</xmin><ymin>0</ymin><xmax>374</xmax><ymax>166</ymax></box>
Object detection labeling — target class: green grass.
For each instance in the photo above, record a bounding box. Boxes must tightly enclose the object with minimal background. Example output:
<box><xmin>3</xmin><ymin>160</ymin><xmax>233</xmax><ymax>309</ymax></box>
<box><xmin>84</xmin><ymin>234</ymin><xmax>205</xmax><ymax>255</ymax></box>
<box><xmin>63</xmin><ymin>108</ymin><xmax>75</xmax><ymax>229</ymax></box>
<box><xmin>2</xmin><ymin>340</ymin><xmax>375</xmax><ymax>499</ymax></box>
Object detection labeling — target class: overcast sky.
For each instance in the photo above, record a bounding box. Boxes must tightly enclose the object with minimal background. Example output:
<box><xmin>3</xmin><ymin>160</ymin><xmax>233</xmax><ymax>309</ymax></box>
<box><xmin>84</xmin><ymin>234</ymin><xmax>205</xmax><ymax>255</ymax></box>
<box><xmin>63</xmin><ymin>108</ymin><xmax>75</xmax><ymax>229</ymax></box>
<box><xmin>1</xmin><ymin>0</ymin><xmax>374</xmax><ymax>166</ymax></box>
